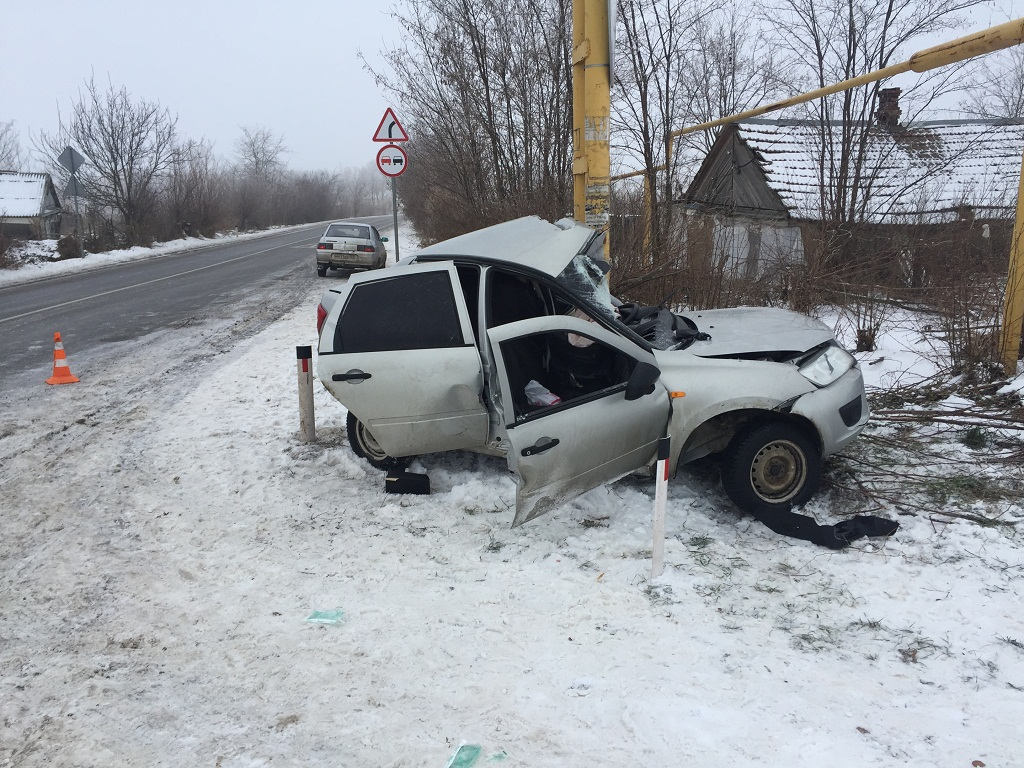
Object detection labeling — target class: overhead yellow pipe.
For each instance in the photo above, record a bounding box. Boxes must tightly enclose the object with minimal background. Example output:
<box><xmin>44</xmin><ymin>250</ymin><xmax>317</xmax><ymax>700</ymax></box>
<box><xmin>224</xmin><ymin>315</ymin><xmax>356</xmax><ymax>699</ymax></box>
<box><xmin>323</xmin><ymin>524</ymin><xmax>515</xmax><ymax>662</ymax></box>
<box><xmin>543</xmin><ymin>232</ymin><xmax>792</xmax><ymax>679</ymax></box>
<box><xmin>671</xmin><ymin>17</ymin><xmax>1024</xmax><ymax>139</ymax></box>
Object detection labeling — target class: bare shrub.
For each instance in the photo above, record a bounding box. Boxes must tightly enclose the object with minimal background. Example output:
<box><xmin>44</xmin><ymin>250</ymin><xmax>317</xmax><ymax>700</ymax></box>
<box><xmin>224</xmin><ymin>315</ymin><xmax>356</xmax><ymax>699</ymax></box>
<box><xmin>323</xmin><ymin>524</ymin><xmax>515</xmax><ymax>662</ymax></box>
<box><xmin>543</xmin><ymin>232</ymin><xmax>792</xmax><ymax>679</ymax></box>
<box><xmin>924</xmin><ymin>272</ymin><xmax>1004</xmax><ymax>382</ymax></box>
<box><xmin>56</xmin><ymin>235</ymin><xmax>83</xmax><ymax>260</ymax></box>
<box><xmin>810</xmin><ymin>227</ymin><xmax>900</xmax><ymax>352</ymax></box>
<box><xmin>608</xmin><ymin>186</ymin><xmax>683</xmax><ymax>307</ymax></box>
<box><xmin>0</xmin><ymin>228</ymin><xmax>17</xmax><ymax>269</ymax></box>
<box><xmin>610</xmin><ymin>203</ymin><xmax>807</xmax><ymax>313</ymax></box>
<box><xmin>906</xmin><ymin>220</ymin><xmax>1008</xmax><ymax>380</ymax></box>
<box><xmin>837</xmin><ymin>288</ymin><xmax>896</xmax><ymax>352</ymax></box>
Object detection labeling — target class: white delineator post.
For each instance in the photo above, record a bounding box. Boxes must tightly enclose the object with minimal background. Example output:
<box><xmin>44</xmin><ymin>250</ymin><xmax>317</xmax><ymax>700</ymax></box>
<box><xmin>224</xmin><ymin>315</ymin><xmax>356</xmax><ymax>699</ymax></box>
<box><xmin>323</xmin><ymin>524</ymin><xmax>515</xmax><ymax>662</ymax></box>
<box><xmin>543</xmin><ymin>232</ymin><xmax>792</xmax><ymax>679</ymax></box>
<box><xmin>296</xmin><ymin>346</ymin><xmax>316</xmax><ymax>443</ymax></box>
<box><xmin>651</xmin><ymin>436</ymin><xmax>671</xmax><ymax>579</ymax></box>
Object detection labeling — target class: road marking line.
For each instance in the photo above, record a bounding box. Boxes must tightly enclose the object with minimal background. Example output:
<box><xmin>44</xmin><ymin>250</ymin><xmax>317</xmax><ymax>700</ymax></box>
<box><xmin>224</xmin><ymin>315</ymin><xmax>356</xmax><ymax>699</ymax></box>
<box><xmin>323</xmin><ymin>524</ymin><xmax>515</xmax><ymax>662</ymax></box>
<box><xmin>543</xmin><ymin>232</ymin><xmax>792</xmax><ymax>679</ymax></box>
<box><xmin>0</xmin><ymin>238</ymin><xmax>316</xmax><ymax>325</ymax></box>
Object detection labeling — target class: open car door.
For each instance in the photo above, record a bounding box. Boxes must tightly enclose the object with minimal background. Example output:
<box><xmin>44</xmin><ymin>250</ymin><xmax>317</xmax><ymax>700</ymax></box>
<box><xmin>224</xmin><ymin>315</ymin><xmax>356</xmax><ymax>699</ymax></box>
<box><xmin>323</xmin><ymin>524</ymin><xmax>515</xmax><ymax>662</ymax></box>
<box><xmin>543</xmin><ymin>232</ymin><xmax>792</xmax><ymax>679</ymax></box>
<box><xmin>318</xmin><ymin>262</ymin><xmax>488</xmax><ymax>458</ymax></box>
<box><xmin>487</xmin><ymin>315</ymin><xmax>671</xmax><ymax>526</ymax></box>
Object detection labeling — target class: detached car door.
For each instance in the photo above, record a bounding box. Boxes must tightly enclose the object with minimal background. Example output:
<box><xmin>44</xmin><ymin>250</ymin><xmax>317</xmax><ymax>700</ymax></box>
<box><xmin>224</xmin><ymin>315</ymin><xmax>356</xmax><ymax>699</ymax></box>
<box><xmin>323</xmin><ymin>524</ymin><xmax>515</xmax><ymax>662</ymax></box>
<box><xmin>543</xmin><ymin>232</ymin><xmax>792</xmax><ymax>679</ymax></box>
<box><xmin>487</xmin><ymin>315</ymin><xmax>671</xmax><ymax>526</ymax></box>
<box><xmin>318</xmin><ymin>262</ymin><xmax>489</xmax><ymax>458</ymax></box>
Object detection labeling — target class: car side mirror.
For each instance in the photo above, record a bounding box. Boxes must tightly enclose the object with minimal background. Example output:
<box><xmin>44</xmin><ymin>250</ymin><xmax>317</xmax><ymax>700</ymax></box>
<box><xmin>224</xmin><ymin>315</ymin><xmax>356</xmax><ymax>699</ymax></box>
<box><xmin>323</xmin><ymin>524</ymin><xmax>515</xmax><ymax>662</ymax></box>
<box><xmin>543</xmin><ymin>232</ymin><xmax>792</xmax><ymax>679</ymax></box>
<box><xmin>381</xmin><ymin>237</ymin><xmax>389</xmax><ymax>242</ymax></box>
<box><xmin>624</xmin><ymin>361</ymin><xmax>660</xmax><ymax>401</ymax></box>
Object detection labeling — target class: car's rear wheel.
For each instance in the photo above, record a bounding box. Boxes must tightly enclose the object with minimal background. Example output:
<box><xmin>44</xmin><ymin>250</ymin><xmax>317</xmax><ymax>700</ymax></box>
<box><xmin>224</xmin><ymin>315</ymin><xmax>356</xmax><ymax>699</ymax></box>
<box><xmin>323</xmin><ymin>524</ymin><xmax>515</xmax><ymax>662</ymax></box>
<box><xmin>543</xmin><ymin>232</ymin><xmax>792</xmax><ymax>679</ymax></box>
<box><xmin>317</xmin><ymin>264</ymin><xmax>328</xmax><ymax>277</ymax></box>
<box><xmin>346</xmin><ymin>411</ymin><xmax>400</xmax><ymax>470</ymax></box>
<box><xmin>721</xmin><ymin>422</ymin><xmax>821</xmax><ymax>516</ymax></box>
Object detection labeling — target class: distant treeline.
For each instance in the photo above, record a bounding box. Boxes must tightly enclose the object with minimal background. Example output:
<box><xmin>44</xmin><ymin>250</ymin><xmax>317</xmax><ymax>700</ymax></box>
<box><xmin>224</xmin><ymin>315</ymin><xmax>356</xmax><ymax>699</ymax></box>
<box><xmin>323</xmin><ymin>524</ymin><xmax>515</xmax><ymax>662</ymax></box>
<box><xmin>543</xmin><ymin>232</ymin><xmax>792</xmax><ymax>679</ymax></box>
<box><xmin>2</xmin><ymin>83</ymin><xmax>390</xmax><ymax>250</ymax></box>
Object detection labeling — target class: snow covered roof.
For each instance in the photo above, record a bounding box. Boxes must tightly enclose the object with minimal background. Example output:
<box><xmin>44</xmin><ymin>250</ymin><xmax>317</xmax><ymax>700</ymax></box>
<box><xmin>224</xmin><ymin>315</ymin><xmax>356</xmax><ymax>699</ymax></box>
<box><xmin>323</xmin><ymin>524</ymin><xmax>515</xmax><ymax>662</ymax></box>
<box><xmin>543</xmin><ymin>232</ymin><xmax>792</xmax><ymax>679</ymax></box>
<box><xmin>732</xmin><ymin>119</ymin><xmax>1024</xmax><ymax>223</ymax></box>
<box><xmin>0</xmin><ymin>171</ymin><xmax>60</xmax><ymax>219</ymax></box>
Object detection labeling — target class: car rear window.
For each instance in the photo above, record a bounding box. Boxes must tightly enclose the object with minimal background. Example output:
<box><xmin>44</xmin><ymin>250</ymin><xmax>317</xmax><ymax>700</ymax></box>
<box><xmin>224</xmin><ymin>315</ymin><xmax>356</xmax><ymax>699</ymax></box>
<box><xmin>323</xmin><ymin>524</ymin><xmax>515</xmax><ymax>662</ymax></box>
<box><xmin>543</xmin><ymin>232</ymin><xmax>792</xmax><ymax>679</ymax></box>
<box><xmin>335</xmin><ymin>271</ymin><xmax>465</xmax><ymax>353</ymax></box>
<box><xmin>325</xmin><ymin>224</ymin><xmax>370</xmax><ymax>239</ymax></box>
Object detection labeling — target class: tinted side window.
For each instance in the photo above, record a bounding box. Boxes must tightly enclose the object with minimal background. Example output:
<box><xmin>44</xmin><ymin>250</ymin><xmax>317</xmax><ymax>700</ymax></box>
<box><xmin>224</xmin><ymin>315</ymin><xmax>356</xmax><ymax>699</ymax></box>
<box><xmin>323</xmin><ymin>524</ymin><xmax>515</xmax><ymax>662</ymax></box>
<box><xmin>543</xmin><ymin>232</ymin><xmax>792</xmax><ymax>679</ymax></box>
<box><xmin>336</xmin><ymin>272</ymin><xmax>464</xmax><ymax>353</ymax></box>
<box><xmin>487</xmin><ymin>270</ymin><xmax>548</xmax><ymax>328</ymax></box>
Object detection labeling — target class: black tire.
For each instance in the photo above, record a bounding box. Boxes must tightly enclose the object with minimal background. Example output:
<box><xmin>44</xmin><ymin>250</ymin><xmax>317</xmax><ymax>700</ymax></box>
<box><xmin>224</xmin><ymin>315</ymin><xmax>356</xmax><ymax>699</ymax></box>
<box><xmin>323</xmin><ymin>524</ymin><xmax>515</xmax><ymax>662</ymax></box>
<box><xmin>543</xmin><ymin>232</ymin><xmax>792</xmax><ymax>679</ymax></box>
<box><xmin>721</xmin><ymin>422</ymin><xmax>821</xmax><ymax>516</ymax></box>
<box><xmin>346</xmin><ymin>411</ymin><xmax>399</xmax><ymax>470</ymax></box>
<box><xmin>316</xmin><ymin>264</ymin><xmax>328</xmax><ymax>277</ymax></box>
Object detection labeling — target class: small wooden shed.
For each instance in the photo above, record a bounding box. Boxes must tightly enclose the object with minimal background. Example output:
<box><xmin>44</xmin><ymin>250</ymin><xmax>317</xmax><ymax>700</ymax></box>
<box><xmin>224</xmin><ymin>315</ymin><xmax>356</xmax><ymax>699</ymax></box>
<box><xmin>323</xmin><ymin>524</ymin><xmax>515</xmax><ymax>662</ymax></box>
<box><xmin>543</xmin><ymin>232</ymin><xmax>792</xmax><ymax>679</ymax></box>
<box><xmin>0</xmin><ymin>171</ymin><xmax>63</xmax><ymax>238</ymax></box>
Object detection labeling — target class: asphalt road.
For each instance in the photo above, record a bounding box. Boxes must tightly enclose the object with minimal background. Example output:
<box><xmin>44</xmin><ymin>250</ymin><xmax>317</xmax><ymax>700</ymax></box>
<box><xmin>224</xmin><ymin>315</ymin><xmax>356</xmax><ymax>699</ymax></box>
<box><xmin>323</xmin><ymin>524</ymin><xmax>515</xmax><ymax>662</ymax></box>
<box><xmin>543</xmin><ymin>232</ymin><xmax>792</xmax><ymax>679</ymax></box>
<box><xmin>0</xmin><ymin>216</ymin><xmax>392</xmax><ymax>389</ymax></box>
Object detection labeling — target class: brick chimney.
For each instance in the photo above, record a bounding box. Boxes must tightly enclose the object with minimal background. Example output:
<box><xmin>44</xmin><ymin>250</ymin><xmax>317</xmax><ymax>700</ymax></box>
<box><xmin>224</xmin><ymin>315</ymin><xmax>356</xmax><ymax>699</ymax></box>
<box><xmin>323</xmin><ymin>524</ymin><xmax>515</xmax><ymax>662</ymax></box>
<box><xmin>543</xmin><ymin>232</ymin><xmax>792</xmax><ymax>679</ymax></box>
<box><xmin>875</xmin><ymin>88</ymin><xmax>902</xmax><ymax>128</ymax></box>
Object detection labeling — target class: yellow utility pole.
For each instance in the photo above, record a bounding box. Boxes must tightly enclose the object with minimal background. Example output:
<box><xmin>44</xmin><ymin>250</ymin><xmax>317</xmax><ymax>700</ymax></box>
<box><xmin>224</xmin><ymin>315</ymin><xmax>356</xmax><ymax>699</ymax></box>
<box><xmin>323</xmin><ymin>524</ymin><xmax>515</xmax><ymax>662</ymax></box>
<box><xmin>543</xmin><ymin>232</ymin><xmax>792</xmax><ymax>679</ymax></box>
<box><xmin>1002</xmin><ymin>155</ymin><xmax>1024</xmax><ymax>375</ymax></box>
<box><xmin>573</xmin><ymin>0</ymin><xmax>612</xmax><ymax>259</ymax></box>
<box><xmin>572</xmin><ymin>0</ymin><xmax>586</xmax><ymax>224</ymax></box>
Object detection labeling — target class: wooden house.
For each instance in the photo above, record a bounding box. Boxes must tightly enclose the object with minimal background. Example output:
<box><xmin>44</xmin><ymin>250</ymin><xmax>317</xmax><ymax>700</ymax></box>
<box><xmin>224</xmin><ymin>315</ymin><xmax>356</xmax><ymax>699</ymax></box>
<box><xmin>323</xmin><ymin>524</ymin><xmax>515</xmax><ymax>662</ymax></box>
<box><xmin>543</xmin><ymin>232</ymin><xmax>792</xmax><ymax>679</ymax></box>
<box><xmin>683</xmin><ymin>97</ymin><xmax>1024</xmax><ymax>279</ymax></box>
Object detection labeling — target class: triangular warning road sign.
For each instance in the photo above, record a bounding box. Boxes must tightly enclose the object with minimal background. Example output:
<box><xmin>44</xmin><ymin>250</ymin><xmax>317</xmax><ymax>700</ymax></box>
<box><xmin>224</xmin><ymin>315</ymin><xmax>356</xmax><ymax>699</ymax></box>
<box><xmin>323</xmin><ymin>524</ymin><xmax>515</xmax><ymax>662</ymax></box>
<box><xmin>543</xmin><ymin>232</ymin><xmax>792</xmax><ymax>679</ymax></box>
<box><xmin>373</xmin><ymin>108</ymin><xmax>409</xmax><ymax>142</ymax></box>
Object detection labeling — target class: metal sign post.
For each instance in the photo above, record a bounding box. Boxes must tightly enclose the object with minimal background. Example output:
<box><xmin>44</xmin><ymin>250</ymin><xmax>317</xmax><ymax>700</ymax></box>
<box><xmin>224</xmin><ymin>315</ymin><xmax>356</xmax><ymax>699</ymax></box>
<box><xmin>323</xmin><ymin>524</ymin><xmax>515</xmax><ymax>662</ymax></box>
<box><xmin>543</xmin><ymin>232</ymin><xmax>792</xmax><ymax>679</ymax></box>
<box><xmin>374</xmin><ymin>112</ymin><xmax>410</xmax><ymax>260</ymax></box>
<box><xmin>391</xmin><ymin>178</ymin><xmax>401</xmax><ymax>262</ymax></box>
<box><xmin>296</xmin><ymin>346</ymin><xmax>315</xmax><ymax>443</ymax></box>
<box><xmin>58</xmin><ymin>145</ymin><xmax>87</xmax><ymax>241</ymax></box>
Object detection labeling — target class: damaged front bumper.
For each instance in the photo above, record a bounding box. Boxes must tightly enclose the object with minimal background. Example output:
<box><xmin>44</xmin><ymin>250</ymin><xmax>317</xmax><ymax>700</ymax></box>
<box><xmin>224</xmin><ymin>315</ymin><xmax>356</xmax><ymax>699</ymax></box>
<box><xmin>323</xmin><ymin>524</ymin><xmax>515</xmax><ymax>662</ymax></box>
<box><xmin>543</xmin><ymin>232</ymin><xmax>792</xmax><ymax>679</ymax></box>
<box><xmin>790</xmin><ymin>366</ymin><xmax>870</xmax><ymax>458</ymax></box>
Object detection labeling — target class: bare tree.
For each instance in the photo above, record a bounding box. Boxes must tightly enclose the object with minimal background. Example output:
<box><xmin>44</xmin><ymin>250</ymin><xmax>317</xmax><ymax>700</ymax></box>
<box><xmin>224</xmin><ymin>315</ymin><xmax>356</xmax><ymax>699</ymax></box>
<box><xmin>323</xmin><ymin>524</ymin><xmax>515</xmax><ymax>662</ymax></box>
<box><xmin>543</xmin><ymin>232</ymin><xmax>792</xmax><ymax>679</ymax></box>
<box><xmin>166</xmin><ymin>138</ymin><xmax>228</xmax><ymax>237</ymax></box>
<box><xmin>38</xmin><ymin>78</ymin><xmax>177</xmax><ymax>246</ymax></box>
<box><xmin>762</xmin><ymin>0</ymin><xmax>984</xmax><ymax>224</ymax></box>
<box><xmin>614</xmin><ymin>0</ymin><xmax>703</xmax><ymax>261</ymax></box>
<box><xmin>232</xmin><ymin>125</ymin><xmax>287</xmax><ymax>229</ymax></box>
<box><xmin>335</xmin><ymin>164</ymin><xmax>389</xmax><ymax>218</ymax></box>
<box><xmin>613</xmin><ymin>0</ymin><xmax>784</xmax><ymax>294</ymax></box>
<box><xmin>960</xmin><ymin>45</ymin><xmax>1024</xmax><ymax>118</ymax></box>
<box><xmin>367</xmin><ymin>0</ymin><xmax>574</xmax><ymax>242</ymax></box>
<box><xmin>234</xmin><ymin>126</ymin><xmax>287</xmax><ymax>180</ymax></box>
<box><xmin>0</xmin><ymin>121</ymin><xmax>23</xmax><ymax>170</ymax></box>
<box><xmin>279</xmin><ymin>170</ymin><xmax>337</xmax><ymax>224</ymax></box>
<box><xmin>682</xmin><ymin>8</ymin><xmax>787</xmax><ymax>151</ymax></box>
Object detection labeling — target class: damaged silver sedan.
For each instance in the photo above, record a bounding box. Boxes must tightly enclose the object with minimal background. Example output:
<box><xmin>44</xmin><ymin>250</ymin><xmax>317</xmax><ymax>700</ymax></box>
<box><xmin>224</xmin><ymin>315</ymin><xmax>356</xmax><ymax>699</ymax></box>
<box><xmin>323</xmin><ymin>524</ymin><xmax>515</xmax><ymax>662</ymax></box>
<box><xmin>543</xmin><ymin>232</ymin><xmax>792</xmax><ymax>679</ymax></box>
<box><xmin>316</xmin><ymin>216</ymin><xmax>869</xmax><ymax>527</ymax></box>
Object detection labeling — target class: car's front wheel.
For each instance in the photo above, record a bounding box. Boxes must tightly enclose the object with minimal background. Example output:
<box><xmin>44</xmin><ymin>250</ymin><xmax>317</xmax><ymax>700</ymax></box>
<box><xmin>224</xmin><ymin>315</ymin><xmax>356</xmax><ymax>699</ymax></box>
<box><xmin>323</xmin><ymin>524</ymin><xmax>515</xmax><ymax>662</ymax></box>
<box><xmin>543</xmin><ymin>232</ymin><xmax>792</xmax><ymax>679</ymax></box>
<box><xmin>721</xmin><ymin>422</ymin><xmax>821</xmax><ymax>516</ymax></box>
<box><xmin>346</xmin><ymin>411</ymin><xmax>400</xmax><ymax>470</ymax></box>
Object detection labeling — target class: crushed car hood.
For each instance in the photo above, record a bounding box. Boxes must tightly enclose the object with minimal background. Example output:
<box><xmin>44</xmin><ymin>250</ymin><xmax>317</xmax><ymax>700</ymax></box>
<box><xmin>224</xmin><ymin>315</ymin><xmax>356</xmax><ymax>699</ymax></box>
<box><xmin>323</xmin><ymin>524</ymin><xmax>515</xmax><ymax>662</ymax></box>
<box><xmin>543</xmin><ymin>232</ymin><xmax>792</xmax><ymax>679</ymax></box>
<box><xmin>680</xmin><ymin>307</ymin><xmax>835</xmax><ymax>357</ymax></box>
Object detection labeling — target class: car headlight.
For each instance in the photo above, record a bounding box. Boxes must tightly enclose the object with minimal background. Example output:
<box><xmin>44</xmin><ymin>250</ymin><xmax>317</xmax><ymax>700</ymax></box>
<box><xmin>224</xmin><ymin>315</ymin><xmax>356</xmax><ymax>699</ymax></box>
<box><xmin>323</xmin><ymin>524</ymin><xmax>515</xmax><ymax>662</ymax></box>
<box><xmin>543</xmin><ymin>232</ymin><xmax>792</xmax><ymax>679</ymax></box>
<box><xmin>798</xmin><ymin>343</ymin><xmax>856</xmax><ymax>387</ymax></box>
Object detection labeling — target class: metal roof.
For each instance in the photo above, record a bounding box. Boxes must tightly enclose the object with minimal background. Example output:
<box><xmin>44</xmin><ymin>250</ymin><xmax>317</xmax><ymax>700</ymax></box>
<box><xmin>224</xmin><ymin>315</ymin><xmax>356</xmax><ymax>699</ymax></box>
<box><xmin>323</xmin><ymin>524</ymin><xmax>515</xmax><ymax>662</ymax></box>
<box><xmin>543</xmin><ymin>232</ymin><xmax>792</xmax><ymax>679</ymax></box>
<box><xmin>0</xmin><ymin>172</ymin><xmax>58</xmax><ymax>218</ymax></box>
<box><xmin>733</xmin><ymin>120</ymin><xmax>1024</xmax><ymax>222</ymax></box>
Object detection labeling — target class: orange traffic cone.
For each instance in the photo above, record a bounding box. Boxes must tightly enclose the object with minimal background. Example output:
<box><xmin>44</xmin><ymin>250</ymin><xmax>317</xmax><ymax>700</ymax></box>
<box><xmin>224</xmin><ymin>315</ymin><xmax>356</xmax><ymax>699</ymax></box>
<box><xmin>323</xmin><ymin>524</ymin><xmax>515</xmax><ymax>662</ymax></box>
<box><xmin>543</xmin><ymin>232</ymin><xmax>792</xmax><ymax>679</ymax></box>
<box><xmin>45</xmin><ymin>332</ymin><xmax>80</xmax><ymax>385</ymax></box>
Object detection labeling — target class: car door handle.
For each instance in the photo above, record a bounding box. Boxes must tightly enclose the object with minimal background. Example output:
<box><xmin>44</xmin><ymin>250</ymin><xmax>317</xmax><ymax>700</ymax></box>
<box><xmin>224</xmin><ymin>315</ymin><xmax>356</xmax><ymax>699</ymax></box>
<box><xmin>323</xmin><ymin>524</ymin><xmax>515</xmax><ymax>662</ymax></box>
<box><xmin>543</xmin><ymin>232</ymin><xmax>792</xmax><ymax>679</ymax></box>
<box><xmin>521</xmin><ymin>437</ymin><xmax>559</xmax><ymax>457</ymax></box>
<box><xmin>332</xmin><ymin>370</ymin><xmax>372</xmax><ymax>382</ymax></box>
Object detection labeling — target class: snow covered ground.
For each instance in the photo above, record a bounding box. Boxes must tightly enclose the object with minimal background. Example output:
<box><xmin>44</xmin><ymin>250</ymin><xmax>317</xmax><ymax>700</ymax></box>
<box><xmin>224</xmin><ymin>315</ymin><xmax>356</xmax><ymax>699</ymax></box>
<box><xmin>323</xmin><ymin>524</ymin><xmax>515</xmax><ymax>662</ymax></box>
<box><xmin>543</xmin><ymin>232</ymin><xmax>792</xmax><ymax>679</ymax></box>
<box><xmin>2</xmin><ymin>228</ymin><xmax>1023</xmax><ymax>767</ymax></box>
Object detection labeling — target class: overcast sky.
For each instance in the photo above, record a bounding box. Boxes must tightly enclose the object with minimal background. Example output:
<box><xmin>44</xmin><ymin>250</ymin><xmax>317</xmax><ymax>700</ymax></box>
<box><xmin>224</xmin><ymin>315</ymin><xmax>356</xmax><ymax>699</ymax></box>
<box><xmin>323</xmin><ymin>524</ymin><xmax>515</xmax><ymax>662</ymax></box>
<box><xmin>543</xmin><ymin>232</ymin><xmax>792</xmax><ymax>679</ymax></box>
<box><xmin>2</xmin><ymin>0</ymin><xmax>402</xmax><ymax>173</ymax></box>
<box><xmin>3</xmin><ymin>0</ymin><xmax>1024</xmax><ymax>176</ymax></box>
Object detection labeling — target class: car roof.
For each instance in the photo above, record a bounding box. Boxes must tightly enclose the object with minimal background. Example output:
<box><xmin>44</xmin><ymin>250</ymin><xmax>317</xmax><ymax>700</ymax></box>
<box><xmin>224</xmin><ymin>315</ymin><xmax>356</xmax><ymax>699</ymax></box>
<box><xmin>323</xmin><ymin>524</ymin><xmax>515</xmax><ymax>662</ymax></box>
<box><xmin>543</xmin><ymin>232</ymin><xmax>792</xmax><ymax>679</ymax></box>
<box><xmin>412</xmin><ymin>216</ymin><xmax>599</xmax><ymax>277</ymax></box>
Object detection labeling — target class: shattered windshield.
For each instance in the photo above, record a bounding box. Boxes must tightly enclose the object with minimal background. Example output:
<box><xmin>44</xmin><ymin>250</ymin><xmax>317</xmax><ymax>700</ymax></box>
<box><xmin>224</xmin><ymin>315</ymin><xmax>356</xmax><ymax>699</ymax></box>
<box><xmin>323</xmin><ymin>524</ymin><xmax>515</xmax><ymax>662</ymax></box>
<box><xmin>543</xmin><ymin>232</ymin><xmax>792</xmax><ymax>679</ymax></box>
<box><xmin>554</xmin><ymin>253</ymin><xmax>615</xmax><ymax>322</ymax></box>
